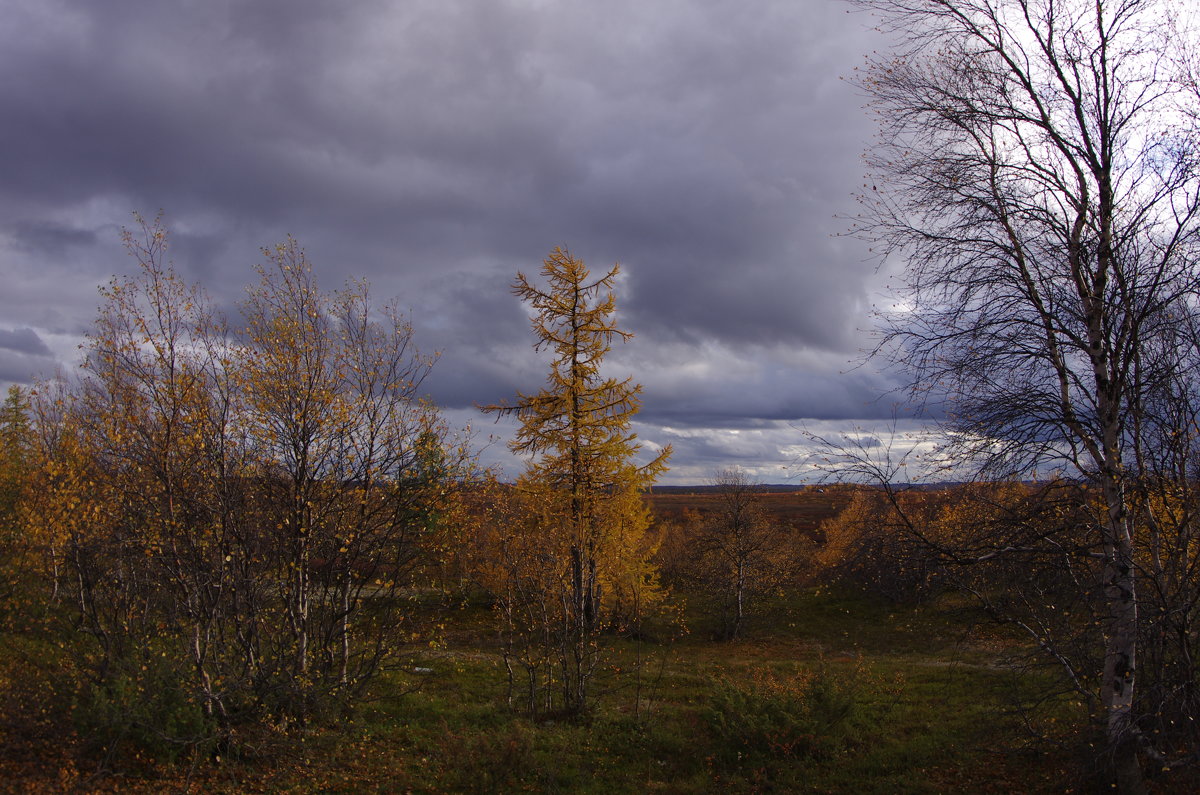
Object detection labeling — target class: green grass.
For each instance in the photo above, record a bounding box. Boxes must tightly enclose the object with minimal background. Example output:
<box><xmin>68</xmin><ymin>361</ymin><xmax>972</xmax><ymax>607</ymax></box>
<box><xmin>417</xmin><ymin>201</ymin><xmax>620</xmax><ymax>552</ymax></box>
<box><xmin>0</xmin><ymin>587</ymin><xmax>1084</xmax><ymax>793</ymax></box>
<box><xmin>233</xmin><ymin>590</ymin><xmax>1058</xmax><ymax>793</ymax></box>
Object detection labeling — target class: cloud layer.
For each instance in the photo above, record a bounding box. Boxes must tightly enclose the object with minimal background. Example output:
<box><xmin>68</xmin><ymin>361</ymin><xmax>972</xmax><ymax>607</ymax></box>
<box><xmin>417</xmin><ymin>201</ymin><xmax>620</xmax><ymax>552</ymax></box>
<box><xmin>0</xmin><ymin>0</ymin><xmax>905</xmax><ymax>482</ymax></box>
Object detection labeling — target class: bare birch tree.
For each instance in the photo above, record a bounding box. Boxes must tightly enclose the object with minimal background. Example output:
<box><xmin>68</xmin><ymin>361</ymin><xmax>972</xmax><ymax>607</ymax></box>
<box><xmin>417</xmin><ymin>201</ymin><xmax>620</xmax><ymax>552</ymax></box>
<box><xmin>852</xmin><ymin>1</ymin><xmax>1200</xmax><ymax>789</ymax></box>
<box><xmin>696</xmin><ymin>468</ymin><xmax>780</xmax><ymax>640</ymax></box>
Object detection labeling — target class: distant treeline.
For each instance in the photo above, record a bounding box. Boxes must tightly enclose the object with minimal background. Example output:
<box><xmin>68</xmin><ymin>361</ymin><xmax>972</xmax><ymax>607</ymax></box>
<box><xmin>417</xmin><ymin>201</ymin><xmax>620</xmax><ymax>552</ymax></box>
<box><xmin>651</xmin><ymin>484</ymin><xmax>810</xmax><ymax>495</ymax></box>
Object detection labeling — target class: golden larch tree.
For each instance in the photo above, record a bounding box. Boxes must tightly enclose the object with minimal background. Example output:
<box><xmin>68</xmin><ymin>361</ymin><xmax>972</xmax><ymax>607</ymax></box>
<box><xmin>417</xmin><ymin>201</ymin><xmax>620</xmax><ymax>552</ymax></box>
<box><xmin>486</xmin><ymin>246</ymin><xmax>670</xmax><ymax>713</ymax></box>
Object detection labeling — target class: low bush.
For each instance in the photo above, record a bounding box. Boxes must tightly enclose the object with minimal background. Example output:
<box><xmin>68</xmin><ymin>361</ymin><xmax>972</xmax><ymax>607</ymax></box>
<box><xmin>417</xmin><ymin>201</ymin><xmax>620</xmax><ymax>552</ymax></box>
<box><xmin>74</xmin><ymin>648</ymin><xmax>213</xmax><ymax>767</ymax></box>
<box><xmin>703</xmin><ymin>662</ymin><xmax>870</xmax><ymax>767</ymax></box>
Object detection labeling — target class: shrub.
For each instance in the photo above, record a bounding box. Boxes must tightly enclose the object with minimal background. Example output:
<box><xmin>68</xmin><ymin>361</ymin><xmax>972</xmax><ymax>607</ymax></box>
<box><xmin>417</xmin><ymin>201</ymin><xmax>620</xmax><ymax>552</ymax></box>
<box><xmin>703</xmin><ymin>663</ymin><xmax>868</xmax><ymax>766</ymax></box>
<box><xmin>74</xmin><ymin>648</ymin><xmax>213</xmax><ymax>766</ymax></box>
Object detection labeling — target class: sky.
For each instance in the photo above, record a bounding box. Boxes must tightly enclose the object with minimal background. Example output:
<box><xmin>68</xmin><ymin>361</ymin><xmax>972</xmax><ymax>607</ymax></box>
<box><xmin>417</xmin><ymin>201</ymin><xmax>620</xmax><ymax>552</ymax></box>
<box><xmin>0</xmin><ymin>0</ymin><xmax>921</xmax><ymax>484</ymax></box>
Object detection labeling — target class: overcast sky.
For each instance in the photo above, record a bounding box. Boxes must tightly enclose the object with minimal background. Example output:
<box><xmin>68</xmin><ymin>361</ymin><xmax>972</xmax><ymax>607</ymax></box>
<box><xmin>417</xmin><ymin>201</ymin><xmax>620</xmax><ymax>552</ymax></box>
<box><xmin>0</xmin><ymin>0</ymin><xmax>916</xmax><ymax>484</ymax></box>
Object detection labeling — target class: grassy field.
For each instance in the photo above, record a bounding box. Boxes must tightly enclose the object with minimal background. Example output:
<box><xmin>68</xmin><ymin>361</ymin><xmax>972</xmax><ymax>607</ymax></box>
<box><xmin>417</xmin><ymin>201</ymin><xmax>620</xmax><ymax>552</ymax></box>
<box><xmin>1</xmin><ymin>585</ymin><xmax>1093</xmax><ymax>793</ymax></box>
<box><xmin>5</xmin><ymin>487</ymin><xmax>1193</xmax><ymax>792</ymax></box>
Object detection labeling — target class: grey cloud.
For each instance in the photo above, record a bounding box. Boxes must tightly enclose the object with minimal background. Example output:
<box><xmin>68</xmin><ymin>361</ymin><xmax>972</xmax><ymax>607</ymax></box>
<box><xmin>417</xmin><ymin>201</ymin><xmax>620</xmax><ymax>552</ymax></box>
<box><xmin>0</xmin><ymin>359</ymin><xmax>36</xmax><ymax>385</ymax></box>
<box><xmin>0</xmin><ymin>347</ymin><xmax>56</xmax><ymax>385</ymax></box>
<box><xmin>8</xmin><ymin>221</ymin><xmax>98</xmax><ymax>256</ymax></box>
<box><xmin>0</xmin><ymin>328</ymin><xmax>53</xmax><ymax>356</ymax></box>
<box><xmin>0</xmin><ymin>0</ymin><xmax>901</xmax><ymax>478</ymax></box>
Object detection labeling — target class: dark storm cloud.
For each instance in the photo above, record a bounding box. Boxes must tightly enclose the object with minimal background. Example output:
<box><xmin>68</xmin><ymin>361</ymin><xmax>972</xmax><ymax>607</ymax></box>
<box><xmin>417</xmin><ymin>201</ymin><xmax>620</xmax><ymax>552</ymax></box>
<box><xmin>0</xmin><ymin>328</ymin><xmax>57</xmax><ymax>385</ymax></box>
<box><xmin>0</xmin><ymin>0</ymin><xmax>901</xmax><ymax>477</ymax></box>
<box><xmin>8</xmin><ymin>222</ymin><xmax>97</xmax><ymax>256</ymax></box>
<box><xmin>0</xmin><ymin>328</ymin><xmax>52</xmax><ymax>357</ymax></box>
<box><xmin>640</xmin><ymin>367</ymin><xmax>907</xmax><ymax>425</ymax></box>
